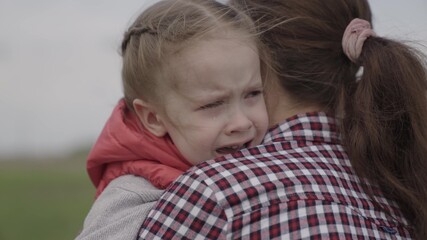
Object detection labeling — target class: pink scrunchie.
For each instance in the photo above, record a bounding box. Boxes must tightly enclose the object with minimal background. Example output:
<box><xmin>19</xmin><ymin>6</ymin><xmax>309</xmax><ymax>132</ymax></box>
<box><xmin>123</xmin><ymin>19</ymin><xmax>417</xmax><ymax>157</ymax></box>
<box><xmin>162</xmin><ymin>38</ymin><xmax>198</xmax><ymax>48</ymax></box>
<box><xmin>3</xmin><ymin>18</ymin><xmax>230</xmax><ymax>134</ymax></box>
<box><xmin>342</xmin><ymin>18</ymin><xmax>376</xmax><ymax>63</ymax></box>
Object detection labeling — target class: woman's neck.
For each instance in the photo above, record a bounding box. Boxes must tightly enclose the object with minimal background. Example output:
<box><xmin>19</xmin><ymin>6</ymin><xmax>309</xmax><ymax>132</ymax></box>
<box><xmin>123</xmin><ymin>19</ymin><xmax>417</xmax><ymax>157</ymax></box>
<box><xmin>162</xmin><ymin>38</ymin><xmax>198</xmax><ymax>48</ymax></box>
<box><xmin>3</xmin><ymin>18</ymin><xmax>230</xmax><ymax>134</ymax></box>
<box><xmin>266</xmin><ymin>85</ymin><xmax>324</xmax><ymax>127</ymax></box>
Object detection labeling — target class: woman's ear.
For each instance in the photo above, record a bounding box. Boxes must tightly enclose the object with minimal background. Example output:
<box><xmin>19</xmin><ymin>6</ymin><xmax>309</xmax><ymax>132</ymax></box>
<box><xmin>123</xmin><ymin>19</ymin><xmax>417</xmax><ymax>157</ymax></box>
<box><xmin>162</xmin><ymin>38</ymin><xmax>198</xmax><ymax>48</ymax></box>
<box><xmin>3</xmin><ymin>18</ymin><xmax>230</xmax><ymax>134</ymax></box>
<box><xmin>133</xmin><ymin>99</ymin><xmax>168</xmax><ymax>137</ymax></box>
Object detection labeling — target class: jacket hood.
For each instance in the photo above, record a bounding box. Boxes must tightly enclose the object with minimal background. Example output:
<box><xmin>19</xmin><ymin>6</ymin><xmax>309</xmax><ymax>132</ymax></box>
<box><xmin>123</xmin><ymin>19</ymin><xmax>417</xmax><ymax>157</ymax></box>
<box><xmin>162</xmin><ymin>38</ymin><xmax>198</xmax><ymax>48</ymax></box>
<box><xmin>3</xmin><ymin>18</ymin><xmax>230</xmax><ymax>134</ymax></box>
<box><xmin>86</xmin><ymin>99</ymin><xmax>192</xmax><ymax>197</ymax></box>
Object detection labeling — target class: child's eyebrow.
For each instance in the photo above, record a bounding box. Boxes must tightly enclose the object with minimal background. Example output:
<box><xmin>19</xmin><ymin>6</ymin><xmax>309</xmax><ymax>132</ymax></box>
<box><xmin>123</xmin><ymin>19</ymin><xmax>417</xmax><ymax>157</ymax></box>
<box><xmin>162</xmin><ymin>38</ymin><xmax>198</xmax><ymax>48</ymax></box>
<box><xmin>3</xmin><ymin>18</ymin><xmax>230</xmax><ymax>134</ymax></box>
<box><xmin>191</xmin><ymin>90</ymin><xmax>232</xmax><ymax>103</ymax></box>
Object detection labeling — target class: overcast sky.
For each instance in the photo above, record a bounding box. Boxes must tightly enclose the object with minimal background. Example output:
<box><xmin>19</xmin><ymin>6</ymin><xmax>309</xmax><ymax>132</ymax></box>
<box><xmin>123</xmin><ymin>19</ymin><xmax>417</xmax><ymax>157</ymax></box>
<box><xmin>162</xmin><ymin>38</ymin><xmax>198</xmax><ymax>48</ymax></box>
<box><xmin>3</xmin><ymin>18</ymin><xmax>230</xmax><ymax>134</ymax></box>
<box><xmin>0</xmin><ymin>0</ymin><xmax>426</xmax><ymax>159</ymax></box>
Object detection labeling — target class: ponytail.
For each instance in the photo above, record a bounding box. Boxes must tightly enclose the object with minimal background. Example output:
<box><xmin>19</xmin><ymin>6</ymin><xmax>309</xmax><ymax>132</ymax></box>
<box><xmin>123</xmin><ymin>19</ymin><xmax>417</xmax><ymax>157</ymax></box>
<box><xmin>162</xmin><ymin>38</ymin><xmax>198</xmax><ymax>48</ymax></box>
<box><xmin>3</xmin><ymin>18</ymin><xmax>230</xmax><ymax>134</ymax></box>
<box><xmin>230</xmin><ymin>0</ymin><xmax>427</xmax><ymax>236</ymax></box>
<box><xmin>342</xmin><ymin>36</ymin><xmax>427</xmax><ymax>238</ymax></box>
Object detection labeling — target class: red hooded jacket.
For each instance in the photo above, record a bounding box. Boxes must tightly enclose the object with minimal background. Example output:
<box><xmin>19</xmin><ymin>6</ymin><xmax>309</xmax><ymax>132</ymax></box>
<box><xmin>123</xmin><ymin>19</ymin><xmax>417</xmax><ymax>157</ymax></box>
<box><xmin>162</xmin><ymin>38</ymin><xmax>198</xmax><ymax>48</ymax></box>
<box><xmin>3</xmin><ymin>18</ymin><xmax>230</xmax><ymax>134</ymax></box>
<box><xmin>86</xmin><ymin>99</ymin><xmax>192</xmax><ymax>198</ymax></box>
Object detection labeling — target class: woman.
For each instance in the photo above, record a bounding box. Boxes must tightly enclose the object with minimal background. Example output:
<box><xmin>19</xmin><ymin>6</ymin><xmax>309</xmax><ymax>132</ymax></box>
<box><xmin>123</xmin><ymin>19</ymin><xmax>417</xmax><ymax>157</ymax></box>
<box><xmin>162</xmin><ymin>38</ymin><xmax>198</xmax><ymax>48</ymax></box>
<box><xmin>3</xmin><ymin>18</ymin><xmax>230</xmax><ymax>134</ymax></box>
<box><xmin>138</xmin><ymin>0</ymin><xmax>427</xmax><ymax>239</ymax></box>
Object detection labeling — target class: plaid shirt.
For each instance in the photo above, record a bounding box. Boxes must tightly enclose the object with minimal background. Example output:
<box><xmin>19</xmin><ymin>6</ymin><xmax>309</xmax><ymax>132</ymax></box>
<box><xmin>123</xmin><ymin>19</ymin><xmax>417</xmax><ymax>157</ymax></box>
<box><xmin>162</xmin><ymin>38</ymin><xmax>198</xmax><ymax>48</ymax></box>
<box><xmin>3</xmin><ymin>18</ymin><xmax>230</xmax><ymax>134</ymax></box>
<box><xmin>138</xmin><ymin>112</ymin><xmax>413</xmax><ymax>239</ymax></box>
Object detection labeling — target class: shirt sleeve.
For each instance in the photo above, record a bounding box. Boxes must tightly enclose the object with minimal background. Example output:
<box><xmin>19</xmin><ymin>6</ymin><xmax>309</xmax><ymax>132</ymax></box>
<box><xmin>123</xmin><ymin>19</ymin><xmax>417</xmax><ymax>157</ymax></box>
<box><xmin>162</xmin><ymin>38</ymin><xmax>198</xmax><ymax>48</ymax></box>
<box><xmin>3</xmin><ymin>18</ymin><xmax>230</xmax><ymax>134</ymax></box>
<box><xmin>75</xmin><ymin>175</ymin><xmax>164</xmax><ymax>240</ymax></box>
<box><xmin>138</xmin><ymin>173</ymin><xmax>228</xmax><ymax>239</ymax></box>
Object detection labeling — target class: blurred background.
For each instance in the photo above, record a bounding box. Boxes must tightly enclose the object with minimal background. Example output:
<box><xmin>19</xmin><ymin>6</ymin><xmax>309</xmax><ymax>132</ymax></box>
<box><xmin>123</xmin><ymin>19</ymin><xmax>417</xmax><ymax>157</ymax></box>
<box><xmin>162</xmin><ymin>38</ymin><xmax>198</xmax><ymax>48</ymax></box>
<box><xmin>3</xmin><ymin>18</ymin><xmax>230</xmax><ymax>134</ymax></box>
<box><xmin>0</xmin><ymin>0</ymin><xmax>426</xmax><ymax>239</ymax></box>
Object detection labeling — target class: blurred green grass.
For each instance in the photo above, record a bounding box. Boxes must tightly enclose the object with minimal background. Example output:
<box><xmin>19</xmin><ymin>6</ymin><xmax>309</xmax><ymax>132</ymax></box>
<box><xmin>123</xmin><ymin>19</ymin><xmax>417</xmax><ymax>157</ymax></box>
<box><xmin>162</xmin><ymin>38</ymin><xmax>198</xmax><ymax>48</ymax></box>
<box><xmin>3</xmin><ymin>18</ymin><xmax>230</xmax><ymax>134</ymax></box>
<box><xmin>0</xmin><ymin>150</ymin><xmax>95</xmax><ymax>240</ymax></box>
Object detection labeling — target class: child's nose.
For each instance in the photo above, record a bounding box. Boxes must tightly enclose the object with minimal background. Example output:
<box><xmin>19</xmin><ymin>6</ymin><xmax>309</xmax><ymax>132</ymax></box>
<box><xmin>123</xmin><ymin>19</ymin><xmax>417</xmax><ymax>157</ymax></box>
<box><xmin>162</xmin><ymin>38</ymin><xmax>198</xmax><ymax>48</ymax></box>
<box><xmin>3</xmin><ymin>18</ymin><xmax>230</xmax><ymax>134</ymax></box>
<box><xmin>225</xmin><ymin>110</ymin><xmax>252</xmax><ymax>135</ymax></box>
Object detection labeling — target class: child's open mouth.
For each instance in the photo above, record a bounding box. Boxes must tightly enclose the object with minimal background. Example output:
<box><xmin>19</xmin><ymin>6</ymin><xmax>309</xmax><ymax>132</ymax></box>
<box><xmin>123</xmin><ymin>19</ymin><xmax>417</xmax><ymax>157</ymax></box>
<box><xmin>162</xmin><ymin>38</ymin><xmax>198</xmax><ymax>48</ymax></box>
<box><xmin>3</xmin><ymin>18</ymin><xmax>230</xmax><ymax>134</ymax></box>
<box><xmin>215</xmin><ymin>141</ymin><xmax>250</xmax><ymax>155</ymax></box>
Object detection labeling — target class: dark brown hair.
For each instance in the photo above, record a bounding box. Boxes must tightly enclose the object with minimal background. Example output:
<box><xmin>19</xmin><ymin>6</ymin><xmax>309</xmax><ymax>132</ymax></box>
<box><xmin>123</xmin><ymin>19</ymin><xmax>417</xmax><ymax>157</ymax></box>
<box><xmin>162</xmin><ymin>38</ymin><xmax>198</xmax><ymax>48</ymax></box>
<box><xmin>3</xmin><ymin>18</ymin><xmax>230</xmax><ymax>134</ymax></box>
<box><xmin>230</xmin><ymin>0</ymin><xmax>427</xmax><ymax>237</ymax></box>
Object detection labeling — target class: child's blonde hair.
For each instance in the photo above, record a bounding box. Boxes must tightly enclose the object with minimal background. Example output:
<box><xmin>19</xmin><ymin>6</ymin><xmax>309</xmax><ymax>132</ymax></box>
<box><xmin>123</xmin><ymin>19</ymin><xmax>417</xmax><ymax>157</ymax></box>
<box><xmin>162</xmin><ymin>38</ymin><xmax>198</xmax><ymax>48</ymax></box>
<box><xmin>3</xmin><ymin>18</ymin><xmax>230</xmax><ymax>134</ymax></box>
<box><xmin>120</xmin><ymin>0</ymin><xmax>270</xmax><ymax>110</ymax></box>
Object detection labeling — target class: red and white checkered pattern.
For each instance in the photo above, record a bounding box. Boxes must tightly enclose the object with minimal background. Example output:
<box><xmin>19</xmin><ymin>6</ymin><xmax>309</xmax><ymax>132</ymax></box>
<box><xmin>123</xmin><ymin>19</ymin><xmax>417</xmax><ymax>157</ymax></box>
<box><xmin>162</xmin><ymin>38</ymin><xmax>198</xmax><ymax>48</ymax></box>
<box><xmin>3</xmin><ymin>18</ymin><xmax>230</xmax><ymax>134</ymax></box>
<box><xmin>138</xmin><ymin>112</ymin><xmax>413</xmax><ymax>239</ymax></box>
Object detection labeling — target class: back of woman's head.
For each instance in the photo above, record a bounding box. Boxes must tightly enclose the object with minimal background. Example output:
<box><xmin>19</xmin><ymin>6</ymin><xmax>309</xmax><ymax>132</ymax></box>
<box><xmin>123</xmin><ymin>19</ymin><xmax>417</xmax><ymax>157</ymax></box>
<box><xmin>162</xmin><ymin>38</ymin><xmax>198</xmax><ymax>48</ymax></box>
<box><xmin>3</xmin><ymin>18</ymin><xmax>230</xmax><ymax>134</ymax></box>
<box><xmin>230</xmin><ymin>0</ymin><xmax>427</xmax><ymax>237</ymax></box>
<box><xmin>121</xmin><ymin>0</ymin><xmax>266</xmax><ymax>108</ymax></box>
<box><xmin>230</xmin><ymin>0</ymin><xmax>373</xmax><ymax>110</ymax></box>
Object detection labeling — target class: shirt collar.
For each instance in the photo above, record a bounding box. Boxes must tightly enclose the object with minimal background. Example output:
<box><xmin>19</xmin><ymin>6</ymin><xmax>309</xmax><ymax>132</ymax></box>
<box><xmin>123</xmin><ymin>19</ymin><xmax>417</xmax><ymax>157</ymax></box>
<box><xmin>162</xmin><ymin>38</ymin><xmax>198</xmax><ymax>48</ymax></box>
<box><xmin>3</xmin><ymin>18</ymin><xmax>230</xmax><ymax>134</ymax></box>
<box><xmin>263</xmin><ymin>112</ymin><xmax>341</xmax><ymax>145</ymax></box>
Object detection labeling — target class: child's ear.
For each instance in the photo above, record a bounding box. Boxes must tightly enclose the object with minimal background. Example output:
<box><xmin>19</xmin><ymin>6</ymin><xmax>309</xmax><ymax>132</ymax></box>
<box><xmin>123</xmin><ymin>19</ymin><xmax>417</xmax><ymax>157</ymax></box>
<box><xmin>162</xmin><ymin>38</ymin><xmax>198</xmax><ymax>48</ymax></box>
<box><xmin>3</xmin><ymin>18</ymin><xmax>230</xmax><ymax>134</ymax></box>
<box><xmin>133</xmin><ymin>99</ymin><xmax>168</xmax><ymax>137</ymax></box>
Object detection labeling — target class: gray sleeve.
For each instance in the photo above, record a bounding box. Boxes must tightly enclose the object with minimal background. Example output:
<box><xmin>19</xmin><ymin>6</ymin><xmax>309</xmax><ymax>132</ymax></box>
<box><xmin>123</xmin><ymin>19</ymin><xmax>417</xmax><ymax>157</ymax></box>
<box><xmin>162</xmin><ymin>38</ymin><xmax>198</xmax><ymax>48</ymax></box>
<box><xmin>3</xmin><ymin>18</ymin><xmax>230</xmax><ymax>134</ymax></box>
<box><xmin>75</xmin><ymin>175</ymin><xmax>164</xmax><ymax>240</ymax></box>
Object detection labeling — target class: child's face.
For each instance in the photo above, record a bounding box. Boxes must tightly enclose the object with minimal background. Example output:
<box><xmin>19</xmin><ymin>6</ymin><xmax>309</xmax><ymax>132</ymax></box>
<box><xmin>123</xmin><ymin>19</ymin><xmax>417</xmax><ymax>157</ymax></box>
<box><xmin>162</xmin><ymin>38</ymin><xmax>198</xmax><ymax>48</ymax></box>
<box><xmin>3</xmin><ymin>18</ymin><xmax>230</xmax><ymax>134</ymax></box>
<box><xmin>156</xmin><ymin>37</ymin><xmax>269</xmax><ymax>165</ymax></box>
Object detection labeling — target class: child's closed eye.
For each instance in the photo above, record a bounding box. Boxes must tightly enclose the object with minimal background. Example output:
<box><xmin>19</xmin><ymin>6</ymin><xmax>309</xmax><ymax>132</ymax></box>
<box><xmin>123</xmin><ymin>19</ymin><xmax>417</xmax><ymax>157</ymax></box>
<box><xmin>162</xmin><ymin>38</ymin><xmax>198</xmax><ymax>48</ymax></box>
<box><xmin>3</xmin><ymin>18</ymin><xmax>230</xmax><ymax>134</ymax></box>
<box><xmin>198</xmin><ymin>100</ymin><xmax>224</xmax><ymax>110</ymax></box>
<box><xmin>246</xmin><ymin>90</ymin><xmax>263</xmax><ymax>98</ymax></box>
